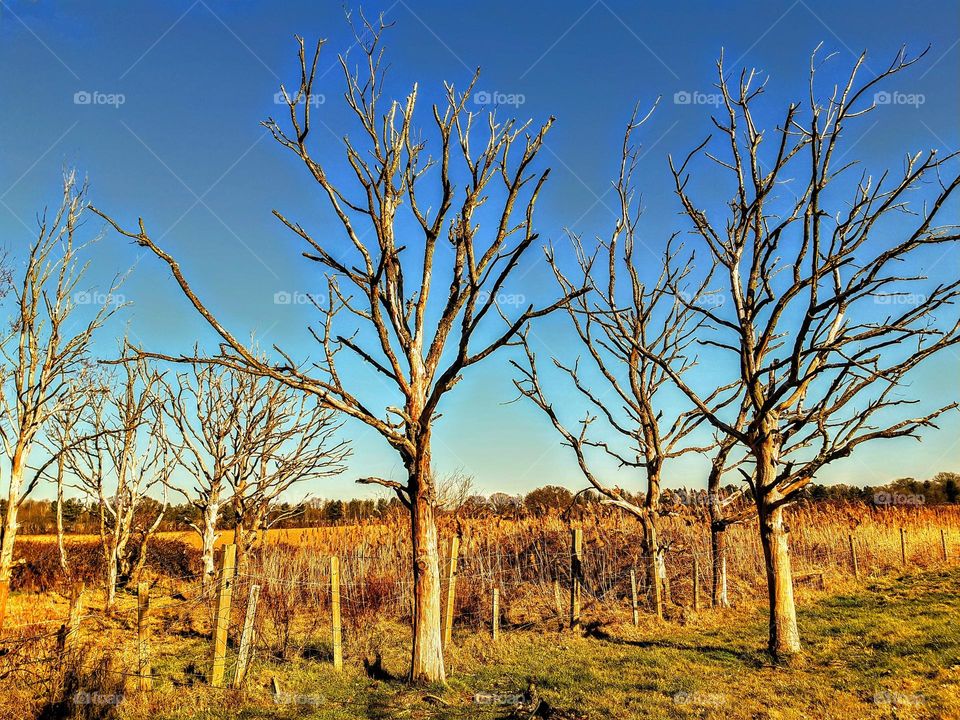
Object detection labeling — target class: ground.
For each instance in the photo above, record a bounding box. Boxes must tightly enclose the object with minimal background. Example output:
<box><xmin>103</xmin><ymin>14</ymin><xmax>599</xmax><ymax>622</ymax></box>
<box><xmin>36</xmin><ymin>566</ymin><xmax>957</xmax><ymax>720</ymax></box>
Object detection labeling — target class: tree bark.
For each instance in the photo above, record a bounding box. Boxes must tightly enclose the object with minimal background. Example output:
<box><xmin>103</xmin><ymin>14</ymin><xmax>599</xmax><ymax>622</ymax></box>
<box><xmin>0</xmin><ymin>451</ymin><xmax>27</xmax><ymax>628</ymax></box>
<box><xmin>639</xmin><ymin>513</ymin><xmax>663</xmax><ymax>619</ymax></box>
<box><xmin>758</xmin><ymin>501</ymin><xmax>800</xmax><ymax>656</ymax></box>
<box><xmin>105</xmin><ymin>544</ymin><xmax>119</xmax><ymax>612</ymax></box>
<box><xmin>407</xmin><ymin>447</ymin><xmax>445</xmax><ymax>684</ymax></box>
<box><xmin>199</xmin><ymin>500</ymin><xmax>219</xmax><ymax>589</ymax></box>
<box><xmin>710</xmin><ymin>521</ymin><xmax>729</xmax><ymax>608</ymax></box>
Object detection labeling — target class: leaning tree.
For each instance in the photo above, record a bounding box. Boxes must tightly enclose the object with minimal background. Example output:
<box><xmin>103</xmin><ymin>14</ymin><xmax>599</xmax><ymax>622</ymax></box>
<box><xmin>648</xmin><ymin>47</ymin><xmax>960</xmax><ymax>656</ymax></box>
<box><xmin>93</xmin><ymin>17</ymin><xmax>578</xmax><ymax>683</ymax></box>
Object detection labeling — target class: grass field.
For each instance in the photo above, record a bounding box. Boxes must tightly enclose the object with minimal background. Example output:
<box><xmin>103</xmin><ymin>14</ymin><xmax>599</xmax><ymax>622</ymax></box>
<box><xmin>11</xmin><ymin>566</ymin><xmax>959</xmax><ymax>720</ymax></box>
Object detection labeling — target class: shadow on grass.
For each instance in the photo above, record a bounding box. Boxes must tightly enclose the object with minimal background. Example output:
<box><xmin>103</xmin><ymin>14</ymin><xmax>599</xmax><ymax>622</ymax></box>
<box><xmin>582</xmin><ymin>621</ymin><xmax>768</xmax><ymax>668</ymax></box>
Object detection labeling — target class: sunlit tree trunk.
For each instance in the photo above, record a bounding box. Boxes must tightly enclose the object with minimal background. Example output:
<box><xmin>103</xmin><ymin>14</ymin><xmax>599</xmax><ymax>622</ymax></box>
<box><xmin>0</xmin><ymin>450</ymin><xmax>26</xmax><ymax>625</ymax></box>
<box><xmin>755</xmin><ymin>441</ymin><xmax>800</xmax><ymax>656</ymax></box>
<box><xmin>407</xmin><ymin>444</ymin><xmax>444</xmax><ymax>684</ymax></box>
<box><xmin>639</xmin><ymin>513</ymin><xmax>663</xmax><ymax>619</ymax></box>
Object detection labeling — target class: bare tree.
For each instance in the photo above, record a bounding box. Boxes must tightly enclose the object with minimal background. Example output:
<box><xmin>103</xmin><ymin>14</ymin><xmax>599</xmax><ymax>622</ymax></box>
<box><xmin>93</xmin><ymin>16</ymin><xmax>579</xmax><ymax>683</ymax></box>
<box><xmin>224</xmin><ymin>373</ymin><xmax>349</xmax><ymax>573</ymax></box>
<box><xmin>514</xmin><ymin>109</ymin><xmax>724</xmax><ymax>617</ymax></box>
<box><xmin>703</xmin><ymin>402</ymin><xmax>751</xmax><ymax>608</ymax></box>
<box><xmin>648</xmin><ymin>47</ymin><xmax>960</xmax><ymax>656</ymax></box>
<box><xmin>65</xmin><ymin>357</ymin><xmax>172</xmax><ymax>612</ymax></box>
<box><xmin>161</xmin><ymin>362</ymin><xmax>242</xmax><ymax>586</ymax></box>
<box><xmin>43</xmin><ymin>382</ymin><xmax>89</xmax><ymax>577</ymax></box>
<box><xmin>0</xmin><ymin>173</ymin><xmax>122</xmax><ymax>626</ymax></box>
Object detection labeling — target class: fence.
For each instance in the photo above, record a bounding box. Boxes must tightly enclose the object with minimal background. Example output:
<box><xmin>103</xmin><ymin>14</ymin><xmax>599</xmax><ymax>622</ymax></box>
<box><xmin>0</xmin><ymin>517</ymin><xmax>957</xmax><ymax>699</ymax></box>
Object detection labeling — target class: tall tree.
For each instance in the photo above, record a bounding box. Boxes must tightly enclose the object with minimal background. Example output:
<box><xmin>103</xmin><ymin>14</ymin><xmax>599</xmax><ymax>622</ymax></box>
<box><xmin>649</xmin><ymin>47</ymin><xmax>960</xmax><ymax>656</ymax></box>
<box><xmin>0</xmin><ymin>173</ymin><xmax>122</xmax><ymax>626</ymax></box>
<box><xmin>93</xmin><ymin>17</ymin><xmax>578</xmax><ymax>682</ymax></box>
<box><xmin>514</xmin><ymin>109</ymin><xmax>725</xmax><ymax>617</ymax></box>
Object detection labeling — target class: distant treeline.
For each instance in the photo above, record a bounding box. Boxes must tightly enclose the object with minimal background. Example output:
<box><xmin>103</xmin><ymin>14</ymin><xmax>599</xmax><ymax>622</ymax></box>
<box><xmin>7</xmin><ymin>472</ymin><xmax>958</xmax><ymax>536</ymax></box>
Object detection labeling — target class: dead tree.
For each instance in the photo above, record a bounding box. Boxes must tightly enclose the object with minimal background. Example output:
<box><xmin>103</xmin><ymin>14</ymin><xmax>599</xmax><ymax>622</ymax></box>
<box><xmin>650</xmin><ymin>47</ymin><xmax>960</xmax><ymax>656</ymax></box>
<box><xmin>161</xmin><ymin>362</ymin><xmax>242</xmax><ymax>587</ymax></box>
<box><xmin>92</xmin><ymin>16</ymin><xmax>578</xmax><ymax>683</ymax></box>
<box><xmin>514</xmin><ymin>108</ymin><xmax>728</xmax><ymax>616</ymax></box>
<box><xmin>704</xmin><ymin>401</ymin><xmax>751</xmax><ymax>608</ymax></box>
<box><xmin>0</xmin><ymin>173</ymin><xmax>122</xmax><ymax>626</ymax></box>
<box><xmin>224</xmin><ymin>373</ymin><xmax>349</xmax><ymax>573</ymax></box>
<box><xmin>65</xmin><ymin>357</ymin><xmax>172</xmax><ymax>612</ymax></box>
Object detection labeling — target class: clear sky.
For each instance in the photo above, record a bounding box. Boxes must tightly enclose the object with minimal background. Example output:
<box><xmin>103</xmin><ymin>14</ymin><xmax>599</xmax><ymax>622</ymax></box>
<box><xmin>1</xmin><ymin>0</ymin><xmax>958</xmax><ymax>501</ymax></box>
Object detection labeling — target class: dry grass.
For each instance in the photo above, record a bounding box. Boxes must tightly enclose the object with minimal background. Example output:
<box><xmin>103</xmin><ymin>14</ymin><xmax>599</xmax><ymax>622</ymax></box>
<box><xmin>3</xmin><ymin>502</ymin><xmax>959</xmax><ymax>719</ymax></box>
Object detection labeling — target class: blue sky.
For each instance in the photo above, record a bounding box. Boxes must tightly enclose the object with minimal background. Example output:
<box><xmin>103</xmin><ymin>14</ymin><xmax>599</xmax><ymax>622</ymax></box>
<box><xmin>1</xmin><ymin>0</ymin><xmax>958</xmax><ymax>501</ymax></box>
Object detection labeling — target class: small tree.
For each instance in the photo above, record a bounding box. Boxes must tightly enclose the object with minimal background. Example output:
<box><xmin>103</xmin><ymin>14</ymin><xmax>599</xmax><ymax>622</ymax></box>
<box><xmin>161</xmin><ymin>362</ymin><xmax>242</xmax><ymax>586</ymax></box>
<box><xmin>224</xmin><ymin>373</ymin><xmax>349</xmax><ymax>573</ymax></box>
<box><xmin>0</xmin><ymin>173</ymin><xmax>121</xmax><ymax>625</ymax></box>
<box><xmin>65</xmin><ymin>357</ymin><xmax>172</xmax><ymax>611</ymax></box>
<box><xmin>515</xmin><ymin>109</ymin><xmax>724</xmax><ymax>615</ymax></box>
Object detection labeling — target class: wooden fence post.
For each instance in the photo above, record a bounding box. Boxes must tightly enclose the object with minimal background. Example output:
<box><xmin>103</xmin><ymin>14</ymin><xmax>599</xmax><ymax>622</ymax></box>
<box><xmin>492</xmin><ymin>588</ymin><xmax>500</xmax><ymax>640</ymax></box>
<box><xmin>570</xmin><ymin>528</ymin><xmax>582</xmax><ymax>631</ymax></box>
<box><xmin>692</xmin><ymin>557</ymin><xmax>701</xmax><ymax>612</ymax></box>
<box><xmin>331</xmin><ymin>556</ymin><xmax>343</xmax><ymax>671</ymax></box>
<box><xmin>848</xmin><ymin>534</ymin><xmax>860</xmax><ymax>579</ymax></box>
<box><xmin>66</xmin><ymin>582</ymin><xmax>84</xmax><ymax>651</ymax></box>
<box><xmin>137</xmin><ymin>582</ymin><xmax>152</xmax><ymax>691</ymax></box>
<box><xmin>900</xmin><ymin>527</ymin><xmax>907</xmax><ymax>567</ymax></box>
<box><xmin>629</xmin><ymin>568</ymin><xmax>639</xmax><ymax>626</ymax></box>
<box><xmin>442</xmin><ymin>536</ymin><xmax>459</xmax><ymax>647</ymax></box>
<box><xmin>719</xmin><ymin>556</ymin><xmax>729</xmax><ymax>608</ymax></box>
<box><xmin>942</xmin><ymin>529</ymin><xmax>949</xmax><ymax>562</ymax></box>
<box><xmin>210</xmin><ymin>544</ymin><xmax>236</xmax><ymax>687</ymax></box>
<box><xmin>233</xmin><ymin>584</ymin><xmax>260</xmax><ymax>688</ymax></box>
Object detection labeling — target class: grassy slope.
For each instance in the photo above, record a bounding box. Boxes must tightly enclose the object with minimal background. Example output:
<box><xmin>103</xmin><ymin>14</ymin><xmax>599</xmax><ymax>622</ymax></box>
<box><xmin>99</xmin><ymin>568</ymin><xmax>960</xmax><ymax>719</ymax></box>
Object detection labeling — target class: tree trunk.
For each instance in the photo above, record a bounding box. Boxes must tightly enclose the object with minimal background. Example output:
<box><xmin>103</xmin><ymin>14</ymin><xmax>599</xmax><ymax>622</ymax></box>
<box><xmin>758</xmin><ymin>502</ymin><xmax>800</xmax><ymax>656</ymax></box>
<box><xmin>56</xmin><ymin>454</ymin><xmax>70</xmax><ymax>576</ymax></box>
<box><xmin>640</xmin><ymin>513</ymin><xmax>663</xmax><ymax>619</ymax></box>
<box><xmin>105</xmin><ymin>546</ymin><xmax>119</xmax><ymax>613</ymax></box>
<box><xmin>199</xmin><ymin>501</ymin><xmax>219</xmax><ymax>589</ymax></box>
<box><xmin>408</xmin><ymin>448</ymin><xmax>445</xmax><ymax>684</ymax></box>
<box><xmin>234</xmin><ymin>521</ymin><xmax>249</xmax><ymax>577</ymax></box>
<box><xmin>0</xmin><ymin>451</ymin><xmax>27</xmax><ymax>629</ymax></box>
<box><xmin>710</xmin><ymin>521</ymin><xmax>729</xmax><ymax>608</ymax></box>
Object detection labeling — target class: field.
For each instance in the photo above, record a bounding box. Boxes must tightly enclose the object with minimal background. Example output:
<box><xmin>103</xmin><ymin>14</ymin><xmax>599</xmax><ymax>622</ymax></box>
<box><xmin>1</xmin><ymin>502</ymin><xmax>959</xmax><ymax>719</ymax></box>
